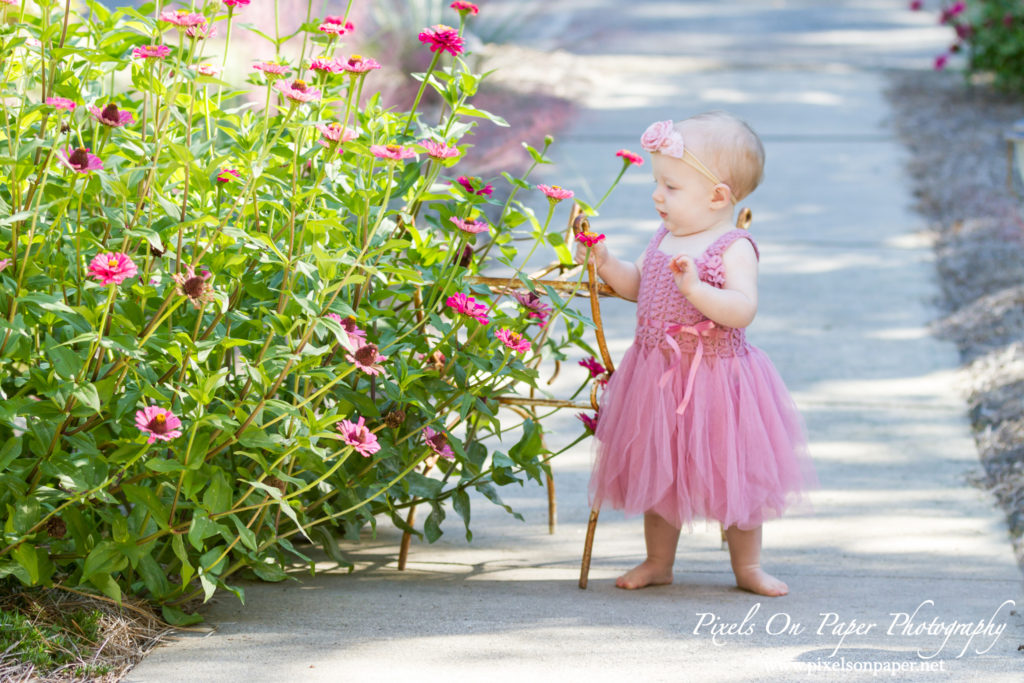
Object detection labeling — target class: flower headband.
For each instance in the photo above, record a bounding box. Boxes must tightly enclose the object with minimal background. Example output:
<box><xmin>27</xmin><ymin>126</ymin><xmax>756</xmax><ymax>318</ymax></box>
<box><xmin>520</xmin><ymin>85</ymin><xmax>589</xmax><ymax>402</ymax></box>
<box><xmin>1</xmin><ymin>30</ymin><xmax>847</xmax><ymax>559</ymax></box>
<box><xmin>640</xmin><ymin>120</ymin><xmax>735</xmax><ymax>203</ymax></box>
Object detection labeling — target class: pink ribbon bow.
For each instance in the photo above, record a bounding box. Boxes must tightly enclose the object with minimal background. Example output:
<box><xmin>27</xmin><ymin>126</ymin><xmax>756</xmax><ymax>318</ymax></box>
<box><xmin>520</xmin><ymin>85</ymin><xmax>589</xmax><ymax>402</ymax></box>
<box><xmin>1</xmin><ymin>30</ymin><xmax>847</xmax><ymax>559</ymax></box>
<box><xmin>658</xmin><ymin>319</ymin><xmax>716</xmax><ymax>415</ymax></box>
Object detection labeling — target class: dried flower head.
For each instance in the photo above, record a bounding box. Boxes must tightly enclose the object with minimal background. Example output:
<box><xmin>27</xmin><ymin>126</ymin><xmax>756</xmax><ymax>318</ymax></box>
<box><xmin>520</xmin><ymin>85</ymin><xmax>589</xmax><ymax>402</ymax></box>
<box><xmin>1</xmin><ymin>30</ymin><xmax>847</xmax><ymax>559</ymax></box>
<box><xmin>172</xmin><ymin>264</ymin><xmax>214</xmax><ymax>308</ymax></box>
<box><xmin>383</xmin><ymin>408</ymin><xmax>406</xmax><ymax>429</ymax></box>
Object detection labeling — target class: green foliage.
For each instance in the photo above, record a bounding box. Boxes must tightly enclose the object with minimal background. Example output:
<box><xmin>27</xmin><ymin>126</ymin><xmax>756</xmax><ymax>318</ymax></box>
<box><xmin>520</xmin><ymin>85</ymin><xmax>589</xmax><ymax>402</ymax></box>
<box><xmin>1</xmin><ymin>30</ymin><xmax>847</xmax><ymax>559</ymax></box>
<box><xmin>0</xmin><ymin>0</ymin><xmax>611</xmax><ymax>614</ymax></box>
<box><xmin>0</xmin><ymin>603</ymin><xmax>111</xmax><ymax>677</ymax></box>
<box><xmin>933</xmin><ymin>1</ymin><xmax>1024</xmax><ymax>92</ymax></box>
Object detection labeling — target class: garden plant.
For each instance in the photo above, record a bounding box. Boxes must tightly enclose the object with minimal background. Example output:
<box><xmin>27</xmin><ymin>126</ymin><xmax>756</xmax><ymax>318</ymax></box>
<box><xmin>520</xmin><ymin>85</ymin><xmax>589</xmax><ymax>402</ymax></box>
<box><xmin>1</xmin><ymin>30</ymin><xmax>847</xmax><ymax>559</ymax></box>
<box><xmin>0</xmin><ymin>0</ymin><xmax>638</xmax><ymax>626</ymax></box>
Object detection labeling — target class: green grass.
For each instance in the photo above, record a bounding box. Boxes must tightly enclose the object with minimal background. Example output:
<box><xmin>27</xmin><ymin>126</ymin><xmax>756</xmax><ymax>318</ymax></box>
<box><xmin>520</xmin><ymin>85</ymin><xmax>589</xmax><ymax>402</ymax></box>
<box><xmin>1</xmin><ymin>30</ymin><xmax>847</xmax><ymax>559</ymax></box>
<box><xmin>0</xmin><ymin>604</ymin><xmax>113</xmax><ymax>678</ymax></box>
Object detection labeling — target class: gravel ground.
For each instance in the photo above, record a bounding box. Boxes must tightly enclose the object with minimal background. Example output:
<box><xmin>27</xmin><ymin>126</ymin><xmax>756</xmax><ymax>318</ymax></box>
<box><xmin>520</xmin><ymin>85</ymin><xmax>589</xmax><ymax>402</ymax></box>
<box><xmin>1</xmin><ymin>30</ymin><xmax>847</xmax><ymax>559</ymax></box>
<box><xmin>886</xmin><ymin>71</ymin><xmax>1024</xmax><ymax>565</ymax></box>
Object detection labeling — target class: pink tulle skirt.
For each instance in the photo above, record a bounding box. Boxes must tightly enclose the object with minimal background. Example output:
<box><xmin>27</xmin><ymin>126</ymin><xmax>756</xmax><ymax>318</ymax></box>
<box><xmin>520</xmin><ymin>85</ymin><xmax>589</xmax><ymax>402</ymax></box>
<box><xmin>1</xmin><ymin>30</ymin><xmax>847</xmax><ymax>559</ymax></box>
<box><xmin>589</xmin><ymin>342</ymin><xmax>816</xmax><ymax>530</ymax></box>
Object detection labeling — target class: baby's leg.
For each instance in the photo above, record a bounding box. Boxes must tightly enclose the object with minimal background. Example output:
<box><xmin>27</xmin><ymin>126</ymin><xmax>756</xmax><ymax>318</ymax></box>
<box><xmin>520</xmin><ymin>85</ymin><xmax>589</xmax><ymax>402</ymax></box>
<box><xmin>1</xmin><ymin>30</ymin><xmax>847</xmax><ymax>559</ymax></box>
<box><xmin>617</xmin><ymin>511</ymin><xmax>679</xmax><ymax>589</ymax></box>
<box><xmin>725</xmin><ymin>525</ymin><xmax>788</xmax><ymax>597</ymax></box>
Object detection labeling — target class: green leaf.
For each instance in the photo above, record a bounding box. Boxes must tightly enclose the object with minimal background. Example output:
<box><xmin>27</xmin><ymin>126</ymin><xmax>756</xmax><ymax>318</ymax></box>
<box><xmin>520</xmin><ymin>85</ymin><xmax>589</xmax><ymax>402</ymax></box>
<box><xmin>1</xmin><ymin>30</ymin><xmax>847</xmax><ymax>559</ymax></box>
<box><xmin>83</xmin><ymin>540</ymin><xmax>128</xmax><ymax>579</ymax></box>
<box><xmin>89</xmin><ymin>572</ymin><xmax>123</xmax><ymax>603</ymax></box>
<box><xmin>161</xmin><ymin>605</ymin><xmax>203</xmax><ymax>626</ymax></box>
<box><xmin>452</xmin><ymin>488</ymin><xmax>472</xmax><ymax>542</ymax></box>
<box><xmin>71</xmin><ymin>382</ymin><xmax>101</xmax><ymax>413</ymax></box>
<box><xmin>423</xmin><ymin>502</ymin><xmax>445</xmax><ymax>543</ymax></box>
<box><xmin>250</xmin><ymin>561</ymin><xmax>288</xmax><ymax>582</ymax></box>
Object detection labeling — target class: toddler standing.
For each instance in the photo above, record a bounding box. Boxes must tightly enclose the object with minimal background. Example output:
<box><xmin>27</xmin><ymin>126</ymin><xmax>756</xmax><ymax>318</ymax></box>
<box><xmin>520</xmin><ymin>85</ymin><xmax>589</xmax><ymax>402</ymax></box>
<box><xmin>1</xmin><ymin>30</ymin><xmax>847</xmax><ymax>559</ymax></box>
<box><xmin>576</xmin><ymin>111</ymin><xmax>816</xmax><ymax>596</ymax></box>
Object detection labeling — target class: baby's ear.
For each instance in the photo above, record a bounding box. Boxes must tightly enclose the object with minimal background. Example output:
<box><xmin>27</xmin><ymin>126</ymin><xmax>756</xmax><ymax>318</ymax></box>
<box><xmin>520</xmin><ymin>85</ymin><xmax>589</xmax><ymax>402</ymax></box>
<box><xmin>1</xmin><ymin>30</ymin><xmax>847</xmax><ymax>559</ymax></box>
<box><xmin>710</xmin><ymin>183</ymin><xmax>733</xmax><ymax>208</ymax></box>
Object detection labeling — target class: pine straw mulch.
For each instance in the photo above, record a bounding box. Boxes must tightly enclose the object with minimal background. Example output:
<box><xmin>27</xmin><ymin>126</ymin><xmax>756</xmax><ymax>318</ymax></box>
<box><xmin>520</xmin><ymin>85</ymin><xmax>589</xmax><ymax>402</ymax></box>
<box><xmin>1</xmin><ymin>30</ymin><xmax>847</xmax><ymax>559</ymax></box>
<box><xmin>0</xmin><ymin>587</ymin><xmax>172</xmax><ymax>682</ymax></box>
<box><xmin>886</xmin><ymin>69</ymin><xmax>1024</xmax><ymax>565</ymax></box>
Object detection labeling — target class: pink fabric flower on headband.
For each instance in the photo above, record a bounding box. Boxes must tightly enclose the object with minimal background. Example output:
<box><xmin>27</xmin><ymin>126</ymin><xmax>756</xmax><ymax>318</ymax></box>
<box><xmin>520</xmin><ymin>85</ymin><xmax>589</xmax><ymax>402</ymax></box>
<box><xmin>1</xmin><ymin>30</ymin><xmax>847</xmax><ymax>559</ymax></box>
<box><xmin>640</xmin><ymin>120</ymin><xmax>686</xmax><ymax>158</ymax></box>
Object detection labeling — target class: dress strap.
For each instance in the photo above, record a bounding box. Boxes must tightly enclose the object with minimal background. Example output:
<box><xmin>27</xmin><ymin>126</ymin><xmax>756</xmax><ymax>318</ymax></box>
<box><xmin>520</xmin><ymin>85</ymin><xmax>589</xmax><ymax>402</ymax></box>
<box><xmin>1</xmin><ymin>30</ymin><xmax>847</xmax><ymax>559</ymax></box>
<box><xmin>706</xmin><ymin>228</ymin><xmax>759</xmax><ymax>261</ymax></box>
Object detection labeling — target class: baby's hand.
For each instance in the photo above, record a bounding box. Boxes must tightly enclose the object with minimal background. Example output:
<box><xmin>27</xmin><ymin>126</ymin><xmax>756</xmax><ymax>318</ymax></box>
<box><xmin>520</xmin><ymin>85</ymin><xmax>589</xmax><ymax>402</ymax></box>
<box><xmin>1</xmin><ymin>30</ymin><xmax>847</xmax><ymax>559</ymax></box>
<box><xmin>668</xmin><ymin>253</ymin><xmax>700</xmax><ymax>296</ymax></box>
<box><xmin>574</xmin><ymin>238</ymin><xmax>608</xmax><ymax>271</ymax></box>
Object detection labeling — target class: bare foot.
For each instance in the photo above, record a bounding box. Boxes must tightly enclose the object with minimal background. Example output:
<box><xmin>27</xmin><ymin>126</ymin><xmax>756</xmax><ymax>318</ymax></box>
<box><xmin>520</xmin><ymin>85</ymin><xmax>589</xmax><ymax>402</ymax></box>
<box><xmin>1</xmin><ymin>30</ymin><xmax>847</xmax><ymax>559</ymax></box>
<box><xmin>615</xmin><ymin>560</ymin><xmax>674</xmax><ymax>589</ymax></box>
<box><xmin>734</xmin><ymin>567</ymin><xmax>788</xmax><ymax>597</ymax></box>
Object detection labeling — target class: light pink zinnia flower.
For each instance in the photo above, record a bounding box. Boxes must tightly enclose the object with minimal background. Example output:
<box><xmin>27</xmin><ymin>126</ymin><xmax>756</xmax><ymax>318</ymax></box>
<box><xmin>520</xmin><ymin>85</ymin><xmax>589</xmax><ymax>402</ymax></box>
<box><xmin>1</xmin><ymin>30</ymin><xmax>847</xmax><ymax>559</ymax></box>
<box><xmin>195</xmin><ymin>64</ymin><xmax>221</xmax><ymax>76</ymax></box>
<box><xmin>253</xmin><ymin>61</ymin><xmax>290</xmax><ymax>76</ymax></box>
<box><xmin>538</xmin><ymin>184</ymin><xmax>574</xmax><ymax>201</ymax></box>
<box><xmin>309</xmin><ymin>57</ymin><xmax>340</xmax><ymax>73</ymax></box>
<box><xmin>337</xmin><ymin>416</ymin><xmax>380</xmax><ymax>457</ymax></box>
<box><xmin>338</xmin><ymin>54</ymin><xmax>381</xmax><ymax>74</ymax></box>
<box><xmin>616</xmin><ymin>149</ymin><xmax>644</xmax><ymax>166</ymax></box>
<box><xmin>455</xmin><ymin>175</ymin><xmax>493</xmax><ymax>196</ymax></box>
<box><xmin>136</xmin><ymin>406</ymin><xmax>183</xmax><ymax>444</ymax></box>
<box><xmin>89</xmin><ymin>252</ymin><xmax>137</xmax><ymax>285</ymax></box>
<box><xmin>58</xmin><ymin>147</ymin><xmax>103</xmax><ymax>174</ymax></box>
<box><xmin>319</xmin><ymin>16</ymin><xmax>354</xmax><ymax>35</ymax></box>
<box><xmin>370</xmin><ymin>144</ymin><xmax>416</xmax><ymax>161</ymax></box>
<box><xmin>346</xmin><ymin>342</ymin><xmax>387</xmax><ymax>376</ymax></box>
<box><xmin>451</xmin><ymin>1</ymin><xmax>479</xmax><ymax>16</ymax></box>
<box><xmin>273</xmin><ymin>79</ymin><xmax>321</xmax><ymax>103</ymax></box>
<box><xmin>421</xmin><ymin>140</ymin><xmax>459</xmax><ymax>160</ymax></box>
<box><xmin>418</xmin><ymin>24</ymin><xmax>464</xmax><ymax>56</ymax></box>
<box><xmin>446</xmin><ymin>292</ymin><xmax>489</xmax><ymax>325</ymax></box>
<box><xmin>0</xmin><ymin>258</ymin><xmax>12</xmax><ymax>274</ymax></box>
<box><xmin>89</xmin><ymin>103</ymin><xmax>134</xmax><ymax>127</ymax></box>
<box><xmin>159</xmin><ymin>9</ymin><xmax>206</xmax><ymax>27</ymax></box>
<box><xmin>46</xmin><ymin>97</ymin><xmax>76</xmax><ymax>111</ymax></box>
<box><xmin>185</xmin><ymin>22</ymin><xmax>216</xmax><ymax>40</ymax></box>
<box><xmin>317</xmin><ymin>122</ymin><xmax>358</xmax><ymax>148</ymax></box>
<box><xmin>576</xmin><ymin>231</ymin><xmax>606</xmax><ymax>247</ymax></box>
<box><xmin>132</xmin><ymin>45</ymin><xmax>171</xmax><ymax>60</ymax></box>
<box><xmin>451</xmin><ymin>217</ymin><xmax>489</xmax><ymax>234</ymax></box>
<box><xmin>340</xmin><ymin>317</ymin><xmax>367</xmax><ymax>348</ymax></box>
<box><xmin>496</xmin><ymin>328</ymin><xmax>530</xmax><ymax>353</ymax></box>
<box><xmin>423</xmin><ymin>426</ymin><xmax>455</xmax><ymax>460</ymax></box>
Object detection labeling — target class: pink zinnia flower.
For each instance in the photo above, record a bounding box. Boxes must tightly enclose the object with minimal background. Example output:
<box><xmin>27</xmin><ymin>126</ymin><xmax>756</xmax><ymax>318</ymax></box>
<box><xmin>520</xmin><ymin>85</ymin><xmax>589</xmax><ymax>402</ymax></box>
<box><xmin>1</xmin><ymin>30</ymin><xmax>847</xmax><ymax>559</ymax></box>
<box><xmin>578</xmin><ymin>411</ymin><xmax>598</xmax><ymax>434</ymax></box>
<box><xmin>455</xmin><ymin>175</ymin><xmax>493</xmax><ymax>196</ymax></box>
<box><xmin>58</xmin><ymin>147</ymin><xmax>103</xmax><ymax>174</ymax></box>
<box><xmin>423</xmin><ymin>426</ymin><xmax>455</xmax><ymax>460</ymax></box>
<box><xmin>370</xmin><ymin>144</ymin><xmax>417</xmax><ymax>161</ymax></box>
<box><xmin>309</xmin><ymin>57</ymin><xmax>340</xmax><ymax>73</ymax></box>
<box><xmin>579</xmin><ymin>356</ymin><xmax>607</xmax><ymax>378</ymax></box>
<box><xmin>337</xmin><ymin>415</ymin><xmax>380</xmax><ymax>457</ymax></box>
<box><xmin>217</xmin><ymin>168</ymin><xmax>240</xmax><ymax>182</ymax></box>
<box><xmin>451</xmin><ymin>217</ymin><xmax>489</xmax><ymax>234</ymax></box>
<box><xmin>616</xmin><ymin>149</ymin><xmax>644</xmax><ymax>166</ymax></box>
<box><xmin>934</xmin><ymin>53</ymin><xmax>948</xmax><ymax>70</ymax></box>
<box><xmin>89</xmin><ymin>103</ymin><xmax>134</xmax><ymax>127</ymax></box>
<box><xmin>159</xmin><ymin>9</ymin><xmax>207</xmax><ymax>27</ymax></box>
<box><xmin>223</xmin><ymin>0</ymin><xmax>250</xmax><ymax>6</ymax></box>
<box><xmin>317</xmin><ymin>122</ymin><xmax>358</xmax><ymax>148</ymax></box>
<box><xmin>339</xmin><ymin>317</ymin><xmax>367</xmax><ymax>348</ymax></box>
<box><xmin>422</xmin><ymin>140</ymin><xmax>459</xmax><ymax>160</ymax></box>
<box><xmin>185</xmin><ymin>22</ymin><xmax>216</xmax><ymax>40</ymax></box>
<box><xmin>446</xmin><ymin>292</ymin><xmax>489</xmax><ymax>325</ymax></box>
<box><xmin>136</xmin><ymin>406</ymin><xmax>183</xmax><ymax>444</ymax></box>
<box><xmin>324</xmin><ymin>313</ymin><xmax>342</xmax><ymax>323</ymax></box>
<box><xmin>319</xmin><ymin>16</ymin><xmax>354</xmax><ymax>35</ymax></box>
<box><xmin>253</xmin><ymin>61</ymin><xmax>290</xmax><ymax>76</ymax></box>
<box><xmin>46</xmin><ymin>97</ymin><xmax>76</xmax><ymax>111</ymax></box>
<box><xmin>577</xmin><ymin>231</ymin><xmax>606</xmax><ymax>247</ymax></box>
<box><xmin>195</xmin><ymin>64</ymin><xmax>221</xmax><ymax>76</ymax></box>
<box><xmin>273</xmin><ymin>79</ymin><xmax>321</xmax><ymax>103</ymax></box>
<box><xmin>496</xmin><ymin>328</ymin><xmax>530</xmax><ymax>353</ymax></box>
<box><xmin>418</xmin><ymin>24</ymin><xmax>464</xmax><ymax>56</ymax></box>
<box><xmin>538</xmin><ymin>184</ymin><xmax>574</xmax><ymax>202</ymax></box>
<box><xmin>132</xmin><ymin>45</ymin><xmax>171</xmax><ymax>60</ymax></box>
<box><xmin>346</xmin><ymin>342</ymin><xmax>388</xmax><ymax>376</ymax></box>
<box><xmin>338</xmin><ymin>54</ymin><xmax>381</xmax><ymax>74</ymax></box>
<box><xmin>0</xmin><ymin>258</ymin><xmax>11</xmax><ymax>274</ymax></box>
<box><xmin>89</xmin><ymin>252</ymin><xmax>137</xmax><ymax>285</ymax></box>
<box><xmin>511</xmin><ymin>290</ymin><xmax>552</xmax><ymax>327</ymax></box>
<box><xmin>451</xmin><ymin>1</ymin><xmax>479</xmax><ymax>16</ymax></box>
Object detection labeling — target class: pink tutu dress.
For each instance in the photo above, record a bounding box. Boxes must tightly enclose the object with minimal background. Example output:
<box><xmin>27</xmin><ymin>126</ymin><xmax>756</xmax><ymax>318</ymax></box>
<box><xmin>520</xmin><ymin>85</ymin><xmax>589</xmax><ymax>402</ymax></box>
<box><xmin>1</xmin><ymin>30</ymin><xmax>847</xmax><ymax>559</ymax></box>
<box><xmin>589</xmin><ymin>226</ymin><xmax>816</xmax><ymax>530</ymax></box>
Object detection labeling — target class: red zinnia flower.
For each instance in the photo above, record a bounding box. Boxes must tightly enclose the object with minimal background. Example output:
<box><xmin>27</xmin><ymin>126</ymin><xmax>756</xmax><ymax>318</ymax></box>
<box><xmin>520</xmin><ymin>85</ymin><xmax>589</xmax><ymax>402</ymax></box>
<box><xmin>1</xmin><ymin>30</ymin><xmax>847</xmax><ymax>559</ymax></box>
<box><xmin>89</xmin><ymin>252</ymin><xmax>137</xmax><ymax>285</ymax></box>
<box><xmin>337</xmin><ymin>416</ymin><xmax>380</xmax><ymax>457</ymax></box>
<box><xmin>273</xmin><ymin>79</ymin><xmax>321</xmax><ymax>103</ymax></box>
<box><xmin>616</xmin><ymin>149</ymin><xmax>644</xmax><ymax>166</ymax></box>
<box><xmin>538</xmin><ymin>183</ymin><xmax>574</xmax><ymax>201</ymax></box>
<box><xmin>496</xmin><ymin>328</ymin><xmax>530</xmax><ymax>353</ymax></box>
<box><xmin>451</xmin><ymin>1</ymin><xmax>479</xmax><ymax>16</ymax></box>
<box><xmin>58</xmin><ymin>147</ymin><xmax>103</xmax><ymax>174</ymax></box>
<box><xmin>346</xmin><ymin>342</ymin><xmax>388</xmax><ymax>376</ymax></box>
<box><xmin>423</xmin><ymin>426</ymin><xmax>455</xmax><ymax>460</ymax></box>
<box><xmin>370</xmin><ymin>144</ymin><xmax>417</xmax><ymax>161</ymax></box>
<box><xmin>446</xmin><ymin>292</ymin><xmax>489</xmax><ymax>325</ymax></box>
<box><xmin>451</xmin><ymin>217</ymin><xmax>489</xmax><ymax>234</ymax></box>
<box><xmin>90</xmin><ymin>103</ymin><xmax>134</xmax><ymax>127</ymax></box>
<box><xmin>455</xmin><ymin>175</ymin><xmax>493</xmax><ymax>196</ymax></box>
<box><xmin>46</xmin><ymin>97</ymin><xmax>76</xmax><ymax>111</ymax></box>
<box><xmin>576</xmin><ymin>231</ymin><xmax>605</xmax><ymax>247</ymax></box>
<box><xmin>136</xmin><ymin>406</ymin><xmax>183</xmax><ymax>444</ymax></box>
<box><xmin>418</xmin><ymin>24</ymin><xmax>464</xmax><ymax>56</ymax></box>
<box><xmin>339</xmin><ymin>54</ymin><xmax>381</xmax><ymax>74</ymax></box>
<box><xmin>132</xmin><ymin>45</ymin><xmax>171</xmax><ymax>60</ymax></box>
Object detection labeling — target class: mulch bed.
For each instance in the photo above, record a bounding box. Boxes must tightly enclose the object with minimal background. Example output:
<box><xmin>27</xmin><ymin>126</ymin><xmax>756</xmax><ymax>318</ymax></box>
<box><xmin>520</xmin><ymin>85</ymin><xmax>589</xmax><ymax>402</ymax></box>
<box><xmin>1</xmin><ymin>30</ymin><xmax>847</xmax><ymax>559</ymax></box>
<box><xmin>886</xmin><ymin>70</ymin><xmax>1024</xmax><ymax>565</ymax></box>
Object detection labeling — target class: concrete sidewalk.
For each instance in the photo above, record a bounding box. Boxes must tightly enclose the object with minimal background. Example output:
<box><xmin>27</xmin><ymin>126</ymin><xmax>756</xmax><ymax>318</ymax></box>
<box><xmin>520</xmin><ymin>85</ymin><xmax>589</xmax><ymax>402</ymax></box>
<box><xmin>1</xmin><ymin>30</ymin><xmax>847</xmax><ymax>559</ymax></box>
<box><xmin>127</xmin><ymin>2</ymin><xmax>1024</xmax><ymax>681</ymax></box>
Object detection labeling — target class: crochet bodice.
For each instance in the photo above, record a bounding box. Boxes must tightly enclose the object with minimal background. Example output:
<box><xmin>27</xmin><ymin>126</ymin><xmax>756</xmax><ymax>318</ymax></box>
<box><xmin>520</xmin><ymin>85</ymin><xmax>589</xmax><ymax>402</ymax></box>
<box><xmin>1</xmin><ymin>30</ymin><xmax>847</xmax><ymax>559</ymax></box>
<box><xmin>634</xmin><ymin>226</ymin><xmax>759</xmax><ymax>357</ymax></box>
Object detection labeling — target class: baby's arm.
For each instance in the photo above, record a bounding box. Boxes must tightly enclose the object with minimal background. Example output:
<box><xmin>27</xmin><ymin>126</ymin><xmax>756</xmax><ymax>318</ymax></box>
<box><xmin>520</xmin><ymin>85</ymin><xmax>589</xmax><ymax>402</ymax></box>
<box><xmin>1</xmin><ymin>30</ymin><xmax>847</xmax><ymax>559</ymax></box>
<box><xmin>574</xmin><ymin>239</ymin><xmax>641</xmax><ymax>301</ymax></box>
<box><xmin>668</xmin><ymin>239</ymin><xmax>759</xmax><ymax>328</ymax></box>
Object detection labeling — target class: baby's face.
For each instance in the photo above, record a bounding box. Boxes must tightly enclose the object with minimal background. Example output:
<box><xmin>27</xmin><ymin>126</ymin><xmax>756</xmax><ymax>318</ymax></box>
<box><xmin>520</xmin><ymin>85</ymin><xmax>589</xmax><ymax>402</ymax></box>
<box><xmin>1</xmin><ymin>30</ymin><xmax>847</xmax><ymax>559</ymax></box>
<box><xmin>650</xmin><ymin>153</ymin><xmax>720</xmax><ymax>236</ymax></box>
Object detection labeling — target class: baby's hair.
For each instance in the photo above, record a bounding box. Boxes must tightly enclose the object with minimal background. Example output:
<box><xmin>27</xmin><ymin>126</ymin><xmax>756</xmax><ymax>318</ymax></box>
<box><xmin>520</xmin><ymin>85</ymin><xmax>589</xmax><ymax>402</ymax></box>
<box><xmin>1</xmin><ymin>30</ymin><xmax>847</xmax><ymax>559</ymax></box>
<box><xmin>678</xmin><ymin>111</ymin><xmax>765</xmax><ymax>201</ymax></box>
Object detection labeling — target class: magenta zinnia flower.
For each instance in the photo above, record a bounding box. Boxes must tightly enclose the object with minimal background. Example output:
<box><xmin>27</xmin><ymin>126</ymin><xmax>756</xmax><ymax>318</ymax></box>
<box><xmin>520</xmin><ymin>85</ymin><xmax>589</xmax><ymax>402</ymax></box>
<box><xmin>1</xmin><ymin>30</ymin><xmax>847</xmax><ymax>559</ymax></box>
<box><xmin>346</xmin><ymin>342</ymin><xmax>388</xmax><ymax>376</ymax></box>
<box><xmin>418</xmin><ymin>24</ymin><xmax>464</xmax><ymax>56</ymax></box>
<box><xmin>253</xmin><ymin>61</ymin><xmax>290</xmax><ymax>76</ymax></box>
<box><xmin>577</xmin><ymin>231</ymin><xmax>606</xmax><ymax>247</ymax></box>
<box><xmin>578</xmin><ymin>411</ymin><xmax>598</xmax><ymax>434</ymax></box>
<box><xmin>446</xmin><ymin>292</ymin><xmax>489</xmax><ymax>325</ymax></box>
<box><xmin>58</xmin><ymin>147</ymin><xmax>103</xmax><ymax>174</ymax></box>
<box><xmin>223</xmin><ymin>0</ymin><xmax>250</xmax><ymax>6</ymax></box>
<box><xmin>136</xmin><ymin>406</ymin><xmax>183</xmax><ymax>444</ymax></box>
<box><xmin>451</xmin><ymin>1</ymin><xmax>479</xmax><ymax>16</ymax></box>
<box><xmin>370</xmin><ymin>144</ymin><xmax>416</xmax><ymax>161</ymax></box>
<box><xmin>451</xmin><ymin>217</ymin><xmax>489</xmax><ymax>234</ymax></box>
<box><xmin>46</xmin><ymin>97</ymin><xmax>76</xmax><ymax>111</ymax></box>
<box><xmin>579</xmin><ymin>356</ymin><xmax>607</xmax><ymax>378</ymax></box>
<box><xmin>216</xmin><ymin>168</ymin><xmax>240</xmax><ymax>183</ymax></box>
<box><xmin>538</xmin><ymin>184</ymin><xmax>574</xmax><ymax>201</ymax></box>
<box><xmin>89</xmin><ymin>252</ymin><xmax>137</xmax><ymax>285</ymax></box>
<box><xmin>337</xmin><ymin>415</ymin><xmax>380</xmax><ymax>457</ymax></box>
<box><xmin>422</xmin><ymin>140</ymin><xmax>459</xmax><ymax>160</ymax></box>
<box><xmin>616</xmin><ymin>149</ymin><xmax>644</xmax><ymax>166</ymax></box>
<box><xmin>319</xmin><ymin>16</ymin><xmax>354</xmax><ymax>35</ymax></box>
<box><xmin>511</xmin><ymin>290</ymin><xmax>552</xmax><ymax>327</ymax></box>
<box><xmin>274</xmin><ymin>79</ymin><xmax>321</xmax><ymax>103</ymax></box>
<box><xmin>90</xmin><ymin>103</ymin><xmax>134</xmax><ymax>127</ymax></box>
<box><xmin>454</xmin><ymin>175</ymin><xmax>493</xmax><ymax>196</ymax></box>
<box><xmin>159</xmin><ymin>9</ymin><xmax>206</xmax><ymax>27</ymax></box>
<box><xmin>496</xmin><ymin>328</ymin><xmax>530</xmax><ymax>354</ymax></box>
<box><xmin>132</xmin><ymin>45</ymin><xmax>171</xmax><ymax>59</ymax></box>
<box><xmin>423</xmin><ymin>426</ymin><xmax>455</xmax><ymax>460</ymax></box>
<box><xmin>339</xmin><ymin>54</ymin><xmax>381</xmax><ymax>74</ymax></box>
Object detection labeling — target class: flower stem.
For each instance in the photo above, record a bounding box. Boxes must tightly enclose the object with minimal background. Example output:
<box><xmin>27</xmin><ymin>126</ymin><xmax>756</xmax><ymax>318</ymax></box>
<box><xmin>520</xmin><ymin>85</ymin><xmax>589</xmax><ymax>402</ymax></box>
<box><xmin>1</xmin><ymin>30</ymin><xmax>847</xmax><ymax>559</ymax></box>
<box><xmin>401</xmin><ymin>51</ymin><xmax>442</xmax><ymax>138</ymax></box>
